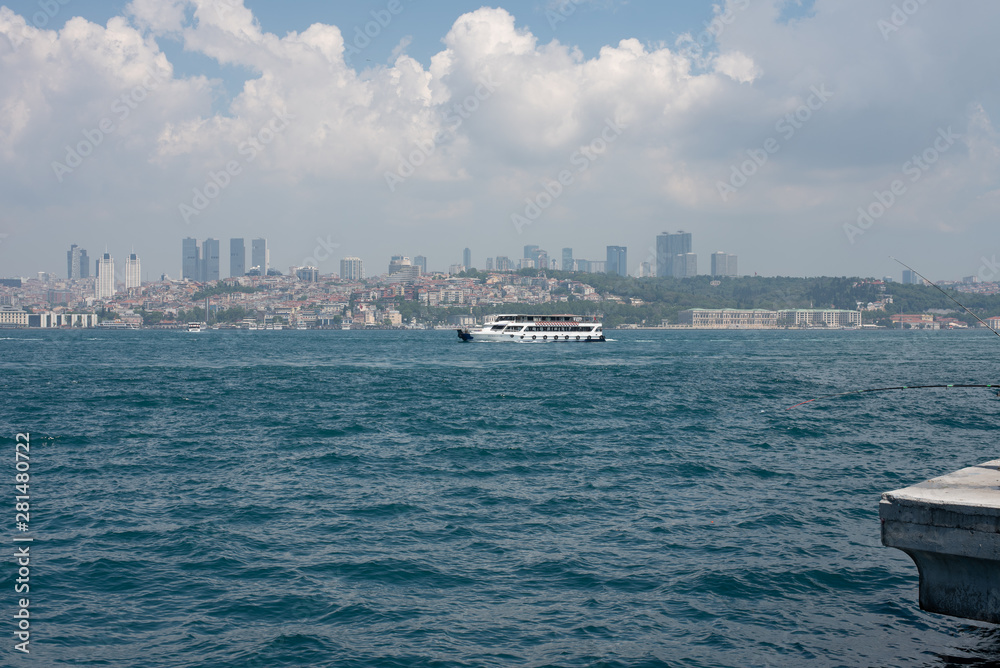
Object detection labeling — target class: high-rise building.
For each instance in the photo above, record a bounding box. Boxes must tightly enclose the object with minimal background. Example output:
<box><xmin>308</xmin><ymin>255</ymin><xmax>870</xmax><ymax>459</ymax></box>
<box><xmin>182</xmin><ymin>238</ymin><xmax>200</xmax><ymax>280</ymax></box>
<box><xmin>388</xmin><ymin>255</ymin><xmax>410</xmax><ymax>275</ymax></box>
<box><xmin>95</xmin><ymin>252</ymin><xmax>115</xmax><ymax>299</ymax></box>
<box><xmin>125</xmin><ymin>251</ymin><xmax>141</xmax><ymax>290</ymax></box>
<box><xmin>202</xmin><ymin>238</ymin><xmax>220</xmax><ymax>282</ymax></box>
<box><xmin>485</xmin><ymin>257</ymin><xmax>494</xmax><ymax>271</ymax></box>
<box><xmin>463</xmin><ymin>248</ymin><xmax>472</xmax><ymax>271</ymax></box>
<box><xmin>562</xmin><ymin>248</ymin><xmax>574</xmax><ymax>273</ymax></box>
<box><xmin>495</xmin><ymin>256</ymin><xmax>511</xmax><ymax>272</ymax></box>
<box><xmin>413</xmin><ymin>255</ymin><xmax>427</xmax><ymax>275</ymax></box>
<box><xmin>523</xmin><ymin>245</ymin><xmax>539</xmax><ymax>262</ymax></box>
<box><xmin>295</xmin><ymin>267</ymin><xmax>319</xmax><ymax>282</ymax></box>
<box><xmin>230</xmin><ymin>238</ymin><xmax>245</xmax><ymax>277</ymax></box>
<box><xmin>673</xmin><ymin>252</ymin><xmax>698</xmax><ymax>279</ymax></box>
<box><xmin>67</xmin><ymin>244</ymin><xmax>90</xmax><ymax>279</ymax></box>
<box><xmin>340</xmin><ymin>257</ymin><xmax>364</xmax><ymax>280</ymax></box>
<box><xmin>902</xmin><ymin>269</ymin><xmax>923</xmax><ymax>285</ymax></box>
<box><xmin>657</xmin><ymin>231</ymin><xmax>692</xmax><ymax>278</ymax></box>
<box><xmin>251</xmin><ymin>238</ymin><xmax>269</xmax><ymax>276</ymax></box>
<box><xmin>606</xmin><ymin>246</ymin><xmax>628</xmax><ymax>276</ymax></box>
<box><xmin>711</xmin><ymin>252</ymin><xmax>738</xmax><ymax>277</ymax></box>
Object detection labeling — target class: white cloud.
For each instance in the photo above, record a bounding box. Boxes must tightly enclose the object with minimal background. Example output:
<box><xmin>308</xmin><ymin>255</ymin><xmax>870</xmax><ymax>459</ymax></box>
<box><xmin>0</xmin><ymin>0</ymin><xmax>998</xmax><ymax>279</ymax></box>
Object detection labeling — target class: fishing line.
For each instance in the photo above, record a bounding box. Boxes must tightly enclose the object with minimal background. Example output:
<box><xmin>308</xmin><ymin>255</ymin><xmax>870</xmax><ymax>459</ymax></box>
<box><xmin>788</xmin><ymin>259</ymin><xmax>1000</xmax><ymax>408</ymax></box>
<box><xmin>787</xmin><ymin>384</ymin><xmax>999</xmax><ymax>410</ymax></box>
<box><xmin>890</xmin><ymin>256</ymin><xmax>1000</xmax><ymax>338</ymax></box>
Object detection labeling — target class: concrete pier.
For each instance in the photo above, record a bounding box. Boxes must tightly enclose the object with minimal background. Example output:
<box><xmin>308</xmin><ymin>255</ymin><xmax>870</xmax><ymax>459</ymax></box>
<box><xmin>881</xmin><ymin>460</ymin><xmax>1000</xmax><ymax>623</ymax></box>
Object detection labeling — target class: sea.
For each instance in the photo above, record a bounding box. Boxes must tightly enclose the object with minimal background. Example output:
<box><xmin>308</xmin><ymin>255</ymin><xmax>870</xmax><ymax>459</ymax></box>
<box><xmin>2</xmin><ymin>328</ymin><xmax>1000</xmax><ymax>667</ymax></box>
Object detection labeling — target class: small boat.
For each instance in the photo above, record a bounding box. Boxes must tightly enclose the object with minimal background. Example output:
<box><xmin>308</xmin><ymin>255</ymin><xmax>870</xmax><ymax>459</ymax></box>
<box><xmin>457</xmin><ymin>314</ymin><xmax>605</xmax><ymax>343</ymax></box>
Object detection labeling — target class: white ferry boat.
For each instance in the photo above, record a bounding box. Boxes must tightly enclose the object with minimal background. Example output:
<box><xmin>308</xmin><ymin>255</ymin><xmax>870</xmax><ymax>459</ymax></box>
<box><xmin>457</xmin><ymin>314</ymin><xmax>605</xmax><ymax>343</ymax></box>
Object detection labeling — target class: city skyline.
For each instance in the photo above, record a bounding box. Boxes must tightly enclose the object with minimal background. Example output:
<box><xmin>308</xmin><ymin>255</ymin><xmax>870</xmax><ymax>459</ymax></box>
<box><xmin>0</xmin><ymin>2</ymin><xmax>997</xmax><ymax>282</ymax></box>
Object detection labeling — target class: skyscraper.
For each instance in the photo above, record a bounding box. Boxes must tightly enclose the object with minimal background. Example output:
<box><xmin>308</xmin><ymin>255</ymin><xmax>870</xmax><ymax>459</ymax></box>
<box><xmin>673</xmin><ymin>253</ymin><xmax>697</xmax><ymax>279</ymax></box>
<box><xmin>606</xmin><ymin>246</ymin><xmax>628</xmax><ymax>276</ymax></box>
<box><xmin>95</xmin><ymin>252</ymin><xmax>115</xmax><ymax>299</ymax></box>
<box><xmin>125</xmin><ymin>251</ymin><xmax>141</xmax><ymax>290</ymax></box>
<box><xmin>523</xmin><ymin>245</ymin><xmax>539</xmax><ymax>262</ymax></box>
<box><xmin>562</xmin><ymin>248</ymin><xmax>574</xmax><ymax>273</ymax></box>
<box><xmin>656</xmin><ymin>231</ymin><xmax>692</xmax><ymax>278</ymax></box>
<box><xmin>202</xmin><ymin>238</ymin><xmax>220</xmax><ymax>282</ymax></box>
<box><xmin>463</xmin><ymin>248</ymin><xmax>472</xmax><ymax>270</ymax></box>
<box><xmin>711</xmin><ymin>252</ymin><xmax>738</xmax><ymax>277</ymax></box>
<box><xmin>413</xmin><ymin>255</ymin><xmax>427</xmax><ymax>275</ymax></box>
<box><xmin>495</xmin><ymin>256</ymin><xmax>511</xmax><ymax>272</ymax></box>
<box><xmin>251</xmin><ymin>238</ymin><xmax>269</xmax><ymax>275</ymax></box>
<box><xmin>67</xmin><ymin>244</ymin><xmax>90</xmax><ymax>279</ymax></box>
<box><xmin>182</xmin><ymin>238</ymin><xmax>200</xmax><ymax>280</ymax></box>
<box><xmin>388</xmin><ymin>255</ymin><xmax>410</xmax><ymax>274</ymax></box>
<box><xmin>230</xmin><ymin>238</ymin><xmax>245</xmax><ymax>277</ymax></box>
<box><xmin>340</xmin><ymin>257</ymin><xmax>364</xmax><ymax>280</ymax></box>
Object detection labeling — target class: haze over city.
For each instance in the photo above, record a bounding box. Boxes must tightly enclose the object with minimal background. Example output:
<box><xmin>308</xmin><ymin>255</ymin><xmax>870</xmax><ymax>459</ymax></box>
<box><xmin>0</xmin><ymin>0</ymin><xmax>998</xmax><ymax>281</ymax></box>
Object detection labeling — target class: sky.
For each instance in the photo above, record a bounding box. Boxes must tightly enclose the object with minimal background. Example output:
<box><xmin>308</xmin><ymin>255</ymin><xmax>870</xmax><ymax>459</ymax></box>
<box><xmin>0</xmin><ymin>0</ymin><xmax>998</xmax><ymax>281</ymax></box>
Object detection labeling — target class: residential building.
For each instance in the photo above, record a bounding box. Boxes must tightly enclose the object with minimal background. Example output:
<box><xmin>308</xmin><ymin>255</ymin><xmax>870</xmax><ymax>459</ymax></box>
<box><xmin>673</xmin><ymin>252</ymin><xmax>697</xmax><ymax>278</ymax></box>
<box><xmin>95</xmin><ymin>252</ymin><xmax>115</xmax><ymax>299</ymax></box>
<box><xmin>125</xmin><ymin>251</ymin><xmax>141</xmax><ymax>290</ymax></box>
<box><xmin>340</xmin><ymin>257</ymin><xmax>364</xmax><ymax>281</ymax></box>
<box><xmin>710</xmin><ymin>252</ymin><xmax>738</xmax><ymax>277</ymax></box>
<box><xmin>230</xmin><ymin>238</ymin><xmax>246</xmax><ymax>277</ymax></box>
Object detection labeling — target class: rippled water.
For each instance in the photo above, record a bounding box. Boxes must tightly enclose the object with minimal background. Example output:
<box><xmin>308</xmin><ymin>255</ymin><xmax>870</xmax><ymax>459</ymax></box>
<box><xmin>3</xmin><ymin>328</ymin><xmax>1000</xmax><ymax>667</ymax></box>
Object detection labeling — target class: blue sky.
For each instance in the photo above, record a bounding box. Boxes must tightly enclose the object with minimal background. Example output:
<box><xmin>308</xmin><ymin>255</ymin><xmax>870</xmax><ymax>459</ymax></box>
<box><xmin>0</xmin><ymin>0</ymin><xmax>997</xmax><ymax>281</ymax></box>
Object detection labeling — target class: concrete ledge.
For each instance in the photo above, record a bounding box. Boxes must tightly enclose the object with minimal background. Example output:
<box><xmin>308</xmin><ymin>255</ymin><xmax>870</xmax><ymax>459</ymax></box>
<box><xmin>881</xmin><ymin>461</ymin><xmax>1000</xmax><ymax>623</ymax></box>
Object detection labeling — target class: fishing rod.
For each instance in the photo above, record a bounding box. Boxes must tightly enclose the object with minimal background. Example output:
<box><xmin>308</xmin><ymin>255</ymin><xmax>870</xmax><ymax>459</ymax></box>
<box><xmin>788</xmin><ymin>259</ymin><xmax>1000</xmax><ymax>409</ymax></box>
<box><xmin>890</xmin><ymin>256</ymin><xmax>1000</xmax><ymax>338</ymax></box>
